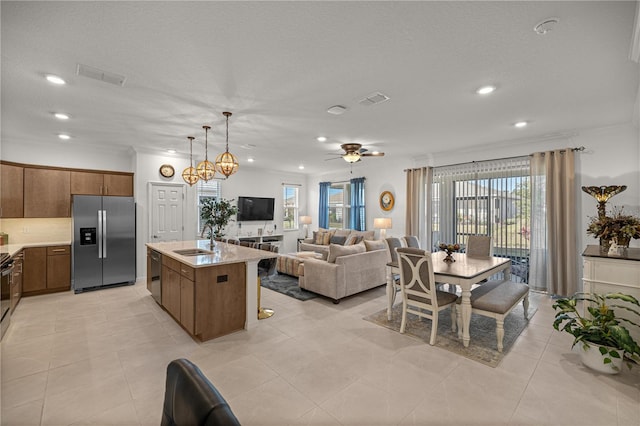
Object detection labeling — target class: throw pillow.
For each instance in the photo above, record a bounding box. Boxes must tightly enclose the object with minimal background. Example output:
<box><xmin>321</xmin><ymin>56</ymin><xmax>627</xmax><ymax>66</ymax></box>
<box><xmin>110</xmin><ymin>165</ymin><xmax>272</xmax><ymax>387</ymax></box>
<box><xmin>314</xmin><ymin>230</ymin><xmax>334</xmax><ymax>245</ymax></box>
<box><xmin>327</xmin><ymin>243</ymin><xmax>367</xmax><ymax>263</ymax></box>
<box><xmin>345</xmin><ymin>234</ymin><xmax>363</xmax><ymax>246</ymax></box>
<box><xmin>364</xmin><ymin>239</ymin><xmax>386</xmax><ymax>252</ymax></box>
<box><xmin>330</xmin><ymin>235</ymin><xmax>347</xmax><ymax>245</ymax></box>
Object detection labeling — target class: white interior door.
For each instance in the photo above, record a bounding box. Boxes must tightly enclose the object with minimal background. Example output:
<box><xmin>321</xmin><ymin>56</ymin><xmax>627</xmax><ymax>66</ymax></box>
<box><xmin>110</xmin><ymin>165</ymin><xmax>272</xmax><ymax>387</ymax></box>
<box><xmin>150</xmin><ymin>183</ymin><xmax>184</xmax><ymax>242</ymax></box>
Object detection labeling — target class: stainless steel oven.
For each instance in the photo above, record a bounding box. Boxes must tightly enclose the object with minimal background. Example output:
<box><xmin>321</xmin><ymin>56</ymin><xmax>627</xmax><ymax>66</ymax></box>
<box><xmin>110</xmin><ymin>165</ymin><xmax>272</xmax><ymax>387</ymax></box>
<box><xmin>1</xmin><ymin>253</ymin><xmax>13</xmax><ymax>340</ymax></box>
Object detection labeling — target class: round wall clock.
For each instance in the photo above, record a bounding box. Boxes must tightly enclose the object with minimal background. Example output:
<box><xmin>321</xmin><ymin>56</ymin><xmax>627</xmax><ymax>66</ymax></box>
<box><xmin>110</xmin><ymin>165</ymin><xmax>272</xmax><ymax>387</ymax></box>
<box><xmin>159</xmin><ymin>164</ymin><xmax>175</xmax><ymax>178</ymax></box>
<box><xmin>380</xmin><ymin>191</ymin><xmax>394</xmax><ymax>211</ymax></box>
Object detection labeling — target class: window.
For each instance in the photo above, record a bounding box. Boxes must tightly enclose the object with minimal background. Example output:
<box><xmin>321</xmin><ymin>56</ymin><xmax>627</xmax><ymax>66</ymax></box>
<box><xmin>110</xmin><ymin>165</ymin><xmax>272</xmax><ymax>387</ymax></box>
<box><xmin>431</xmin><ymin>157</ymin><xmax>530</xmax><ymax>282</ymax></box>
<box><xmin>196</xmin><ymin>179</ymin><xmax>221</xmax><ymax>234</ymax></box>
<box><xmin>283</xmin><ymin>185</ymin><xmax>299</xmax><ymax>230</ymax></box>
<box><xmin>329</xmin><ymin>183</ymin><xmax>351</xmax><ymax>229</ymax></box>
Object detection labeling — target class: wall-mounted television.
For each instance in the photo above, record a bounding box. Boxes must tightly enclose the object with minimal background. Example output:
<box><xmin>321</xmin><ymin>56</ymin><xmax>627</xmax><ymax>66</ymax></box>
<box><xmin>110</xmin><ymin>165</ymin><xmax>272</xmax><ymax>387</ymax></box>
<box><xmin>237</xmin><ymin>196</ymin><xmax>275</xmax><ymax>221</ymax></box>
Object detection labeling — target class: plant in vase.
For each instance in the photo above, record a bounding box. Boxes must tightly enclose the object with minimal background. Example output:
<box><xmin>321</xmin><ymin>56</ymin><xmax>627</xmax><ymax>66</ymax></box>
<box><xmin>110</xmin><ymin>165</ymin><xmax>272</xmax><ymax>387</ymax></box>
<box><xmin>586</xmin><ymin>206</ymin><xmax>640</xmax><ymax>251</ymax></box>
<box><xmin>200</xmin><ymin>198</ymin><xmax>239</xmax><ymax>240</ymax></box>
<box><xmin>552</xmin><ymin>292</ymin><xmax>640</xmax><ymax>373</ymax></box>
<box><xmin>438</xmin><ymin>243</ymin><xmax>460</xmax><ymax>263</ymax></box>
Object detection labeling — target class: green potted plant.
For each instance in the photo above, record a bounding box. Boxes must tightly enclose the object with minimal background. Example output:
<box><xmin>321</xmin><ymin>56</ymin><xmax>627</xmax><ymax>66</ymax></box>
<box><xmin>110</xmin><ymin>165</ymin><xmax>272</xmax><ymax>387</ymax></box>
<box><xmin>200</xmin><ymin>198</ymin><xmax>238</xmax><ymax>239</ymax></box>
<box><xmin>553</xmin><ymin>292</ymin><xmax>640</xmax><ymax>374</ymax></box>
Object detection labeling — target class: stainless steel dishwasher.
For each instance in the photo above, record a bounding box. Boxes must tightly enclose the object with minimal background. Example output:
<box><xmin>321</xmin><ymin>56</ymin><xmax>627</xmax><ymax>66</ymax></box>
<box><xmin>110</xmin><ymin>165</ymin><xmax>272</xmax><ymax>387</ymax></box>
<box><xmin>149</xmin><ymin>250</ymin><xmax>162</xmax><ymax>304</ymax></box>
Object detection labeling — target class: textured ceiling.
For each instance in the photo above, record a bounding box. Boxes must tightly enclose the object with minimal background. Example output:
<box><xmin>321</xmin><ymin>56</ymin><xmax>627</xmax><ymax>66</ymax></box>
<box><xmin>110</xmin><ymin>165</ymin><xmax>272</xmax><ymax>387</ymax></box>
<box><xmin>1</xmin><ymin>1</ymin><xmax>638</xmax><ymax>175</ymax></box>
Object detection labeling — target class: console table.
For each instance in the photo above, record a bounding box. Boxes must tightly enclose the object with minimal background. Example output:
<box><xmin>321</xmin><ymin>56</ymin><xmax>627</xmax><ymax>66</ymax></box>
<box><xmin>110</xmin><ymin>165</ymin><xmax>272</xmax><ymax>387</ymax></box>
<box><xmin>234</xmin><ymin>234</ymin><xmax>283</xmax><ymax>247</ymax></box>
<box><xmin>582</xmin><ymin>245</ymin><xmax>640</xmax><ymax>341</ymax></box>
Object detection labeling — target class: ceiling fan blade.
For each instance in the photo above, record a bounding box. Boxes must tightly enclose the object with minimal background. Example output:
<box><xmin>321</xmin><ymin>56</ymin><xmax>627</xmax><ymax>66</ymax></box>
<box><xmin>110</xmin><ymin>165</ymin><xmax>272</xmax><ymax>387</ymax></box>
<box><xmin>324</xmin><ymin>156</ymin><xmax>342</xmax><ymax>161</ymax></box>
<box><xmin>361</xmin><ymin>152</ymin><xmax>385</xmax><ymax>157</ymax></box>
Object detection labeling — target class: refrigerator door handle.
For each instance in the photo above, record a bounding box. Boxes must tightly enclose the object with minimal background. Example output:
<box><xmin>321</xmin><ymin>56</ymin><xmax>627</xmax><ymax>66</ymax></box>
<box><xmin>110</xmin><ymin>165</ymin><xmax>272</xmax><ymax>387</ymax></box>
<box><xmin>97</xmin><ymin>210</ymin><xmax>103</xmax><ymax>259</ymax></box>
<box><xmin>103</xmin><ymin>210</ymin><xmax>107</xmax><ymax>259</ymax></box>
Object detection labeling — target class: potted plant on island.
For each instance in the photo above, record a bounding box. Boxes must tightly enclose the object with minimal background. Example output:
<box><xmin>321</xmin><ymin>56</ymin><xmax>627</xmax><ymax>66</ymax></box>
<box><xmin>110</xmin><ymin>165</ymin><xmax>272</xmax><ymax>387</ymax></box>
<box><xmin>553</xmin><ymin>292</ymin><xmax>640</xmax><ymax>374</ymax></box>
<box><xmin>200</xmin><ymin>198</ymin><xmax>238</xmax><ymax>240</ymax></box>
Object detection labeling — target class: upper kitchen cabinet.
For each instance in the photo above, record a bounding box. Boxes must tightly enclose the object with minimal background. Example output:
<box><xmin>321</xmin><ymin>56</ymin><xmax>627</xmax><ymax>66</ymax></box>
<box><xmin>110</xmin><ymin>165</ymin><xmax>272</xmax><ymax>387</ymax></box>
<box><xmin>0</xmin><ymin>163</ymin><xmax>24</xmax><ymax>218</ymax></box>
<box><xmin>24</xmin><ymin>168</ymin><xmax>71</xmax><ymax>217</ymax></box>
<box><xmin>71</xmin><ymin>171</ymin><xmax>133</xmax><ymax>197</ymax></box>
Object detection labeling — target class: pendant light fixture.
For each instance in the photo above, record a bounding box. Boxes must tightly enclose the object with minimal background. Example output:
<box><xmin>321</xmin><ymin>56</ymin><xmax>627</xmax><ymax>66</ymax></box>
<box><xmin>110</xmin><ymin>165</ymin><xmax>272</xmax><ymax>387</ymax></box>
<box><xmin>196</xmin><ymin>125</ymin><xmax>216</xmax><ymax>181</ymax></box>
<box><xmin>182</xmin><ymin>136</ymin><xmax>199</xmax><ymax>186</ymax></box>
<box><xmin>215</xmin><ymin>111</ymin><xmax>239</xmax><ymax>178</ymax></box>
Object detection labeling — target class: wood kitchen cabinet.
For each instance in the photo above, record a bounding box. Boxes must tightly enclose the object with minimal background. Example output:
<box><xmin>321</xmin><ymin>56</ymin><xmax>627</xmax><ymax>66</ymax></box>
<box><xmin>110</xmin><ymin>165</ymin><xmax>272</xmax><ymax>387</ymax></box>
<box><xmin>23</xmin><ymin>247</ymin><xmax>46</xmax><ymax>293</ymax></box>
<box><xmin>24</xmin><ymin>168</ymin><xmax>71</xmax><ymax>217</ymax></box>
<box><xmin>46</xmin><ymin>245</ymin><xmax>71</xmax><ymax>290</ymax></box>
<box><xmin>71</xmin><ymin>171</ymin><xmax>133</xmax><ymax>196</ymax></box>
<box><xmin>161</xmin><ymin>256</ymin><xmax>196</xmax><ymax>334</ymax></box>
<box><xmin>161</xmin><ymin>264</ymin><xmax>181</xmax><ymax>321</ymax></box>
<box><xmin>10</xmin><ymin>250</ymin><xmax>24</xmax><ymax>312</ymax></box>
<box><xmin>0</xmin><ymin>163</ymin><xmax>24</xmax><ymax>218</ymax></box>
<box><xmin>23</xmin><ymin>245</ymin><xmax>71</xmax><ymax>295</ymax></box>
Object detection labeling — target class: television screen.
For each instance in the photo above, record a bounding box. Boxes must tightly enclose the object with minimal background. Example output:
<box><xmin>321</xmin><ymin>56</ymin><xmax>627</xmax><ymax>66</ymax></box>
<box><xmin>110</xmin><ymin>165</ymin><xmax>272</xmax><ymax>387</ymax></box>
<box><xmin>237</xmin><ymin>196</ymin><xmax>275</xmax><ymax>221</ymax></box>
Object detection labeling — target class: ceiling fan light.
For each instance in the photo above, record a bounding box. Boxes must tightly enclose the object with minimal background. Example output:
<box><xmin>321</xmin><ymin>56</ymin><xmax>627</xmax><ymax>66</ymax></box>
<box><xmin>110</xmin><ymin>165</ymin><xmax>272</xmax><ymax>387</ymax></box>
<box><xmin>343</xmin><ymin>152</ymin><xmax>361</xmax><ymax>163</ymax></box>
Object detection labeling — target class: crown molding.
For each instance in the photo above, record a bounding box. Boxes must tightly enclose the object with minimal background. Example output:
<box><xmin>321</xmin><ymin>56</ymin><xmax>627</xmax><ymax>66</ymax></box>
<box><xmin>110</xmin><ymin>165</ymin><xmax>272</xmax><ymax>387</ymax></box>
<box><xmin>630</xmin><ymin>1</ymin><xmax>640</xmax><ymax>62</ymax></box>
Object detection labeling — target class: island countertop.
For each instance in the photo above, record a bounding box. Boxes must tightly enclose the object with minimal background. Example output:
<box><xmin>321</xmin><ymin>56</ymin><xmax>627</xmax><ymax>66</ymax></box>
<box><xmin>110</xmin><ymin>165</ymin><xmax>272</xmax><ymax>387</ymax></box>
<box><xmin>146</xmin><ymin>239</ymin><xmax>277</xmax><ymax>267</ymax></box>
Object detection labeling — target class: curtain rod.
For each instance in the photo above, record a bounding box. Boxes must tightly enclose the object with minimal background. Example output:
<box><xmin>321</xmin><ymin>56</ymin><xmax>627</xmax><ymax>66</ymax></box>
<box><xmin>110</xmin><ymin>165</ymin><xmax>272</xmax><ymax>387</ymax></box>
<box><xmin>403</xmin><ymin>146</ymin><xmax>585</xmax><ymax>172</ymax></box>
<box><xmin>281</xmin><ymin>182</ymin><xmax>302</xmax><ymax>186</ymax></box>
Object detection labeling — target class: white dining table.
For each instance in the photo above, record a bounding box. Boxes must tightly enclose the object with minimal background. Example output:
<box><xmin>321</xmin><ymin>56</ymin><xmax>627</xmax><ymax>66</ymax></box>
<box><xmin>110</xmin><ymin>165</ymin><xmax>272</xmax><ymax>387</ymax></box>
<box><xmin>386</xmin><ymin>251</ymin><xmax>511</xmax><ymax>348</ymax></box>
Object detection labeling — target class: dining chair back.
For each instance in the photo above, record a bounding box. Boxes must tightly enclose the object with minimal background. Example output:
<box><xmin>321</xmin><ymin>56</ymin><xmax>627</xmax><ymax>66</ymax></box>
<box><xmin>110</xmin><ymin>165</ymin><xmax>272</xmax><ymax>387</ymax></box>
<box><xmin>385</xmin><ymin>237</ymin><xmax>403</xmax><ymax>264</ymax></box>
<box><xmin>402</xmin><ymin>236</ymin><xmax>420</xmax><ymax>249</ymax></box>
<box><xmin>466</xmin><ymin>235</ymin><xmax>493</xmax><ymax>257</ymax></box>
<box><xmin>396</xmin><ymin>247</ymin><xmax>458</xmax><ymax>345</ymax></box>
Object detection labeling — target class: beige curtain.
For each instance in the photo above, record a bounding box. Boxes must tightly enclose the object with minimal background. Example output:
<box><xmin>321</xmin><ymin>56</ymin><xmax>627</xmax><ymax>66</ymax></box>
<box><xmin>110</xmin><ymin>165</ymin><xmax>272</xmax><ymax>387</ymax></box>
<box><xmin>529</xmin><ymin>149</ymin><xmax>578</xmax><ymax>296</ymax></box>
<box><xmin>405</xmin><ymin>167</ymin><xmax>430</xmax><ymax>248</ymax></box>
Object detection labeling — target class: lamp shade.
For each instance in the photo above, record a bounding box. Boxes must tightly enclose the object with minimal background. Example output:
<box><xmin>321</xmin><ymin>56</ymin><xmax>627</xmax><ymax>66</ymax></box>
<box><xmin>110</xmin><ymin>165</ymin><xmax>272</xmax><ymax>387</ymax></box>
<box><xmin>299</xmin><ymin>216</ymin><xmax>312</xmax><ymax>225</ymax></box>
<box><xmin>373</xmin><ymin>217</ymin><xmax>392</xmax><ymax>229</ymax></box>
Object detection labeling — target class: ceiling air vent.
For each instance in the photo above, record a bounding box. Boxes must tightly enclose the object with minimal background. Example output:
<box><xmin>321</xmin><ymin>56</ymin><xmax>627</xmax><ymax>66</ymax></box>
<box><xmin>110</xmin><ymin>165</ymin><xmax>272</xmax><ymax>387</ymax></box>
<box><xmin>358</xmin><ymin>92</ymin><xmax>390</xmax><ymax>106</ymax></box>
<box><xmin>76</xmin><ymin>63</ymin><xmax>126</xmax><ymax>86</ymax></box>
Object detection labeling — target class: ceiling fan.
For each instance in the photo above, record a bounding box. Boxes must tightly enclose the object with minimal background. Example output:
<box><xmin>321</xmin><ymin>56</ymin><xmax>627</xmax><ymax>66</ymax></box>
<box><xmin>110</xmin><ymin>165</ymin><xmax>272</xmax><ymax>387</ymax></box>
<box><xmin>326</xmin><ymin>143</ymin><xmax>385</xmax><ymax>163</ymax></box>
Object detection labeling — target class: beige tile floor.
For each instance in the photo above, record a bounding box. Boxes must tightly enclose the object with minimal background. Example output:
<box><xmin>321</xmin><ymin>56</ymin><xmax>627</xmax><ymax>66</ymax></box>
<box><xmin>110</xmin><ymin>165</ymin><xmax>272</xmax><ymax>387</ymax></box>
<box><xmin>1</xmin><ymin>279</ymin><xmax>639</xmax><ymax>425</ymax></box>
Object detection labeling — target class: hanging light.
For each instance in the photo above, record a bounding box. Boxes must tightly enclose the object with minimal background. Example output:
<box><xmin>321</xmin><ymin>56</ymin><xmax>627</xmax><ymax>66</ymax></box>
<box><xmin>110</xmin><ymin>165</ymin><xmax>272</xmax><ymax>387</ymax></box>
<box><xmin>182</xmin><ymin>136</ymin><xmax>199</xmax><ymax>186</ymax></box>
<box><xmin>342</xmin><ymin>151</ymin><xmax>361</xmax><ymax>163</ymax></box>
<box><xmin>215</xmin><ymin>111</ymin><xmax>239</xmax><ymax>178</ymax></box>
<box><xmin>196</xmin><ymin>125</ymin><xmax>216</xmax><ymax>181</ymax></box>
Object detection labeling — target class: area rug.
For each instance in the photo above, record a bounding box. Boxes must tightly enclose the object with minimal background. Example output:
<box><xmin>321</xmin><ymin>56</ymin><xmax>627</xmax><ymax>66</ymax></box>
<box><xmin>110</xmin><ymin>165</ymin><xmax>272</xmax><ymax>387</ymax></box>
<box><xmin>261</xmin><ymin>273</ymin><xmax>317</xmax><ymax>301</ymax></box>
<box><xmin>363</xmin><ymin>303</ymin><xmax>537</xmax><ymax>367</ymax></box>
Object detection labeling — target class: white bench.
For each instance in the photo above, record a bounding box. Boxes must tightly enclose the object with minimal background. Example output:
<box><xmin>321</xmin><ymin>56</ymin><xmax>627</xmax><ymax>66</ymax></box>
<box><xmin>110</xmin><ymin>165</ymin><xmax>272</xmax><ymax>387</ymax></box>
<box><xmin>457</xmin><ymin>279</ymin><xmax>530</xmax><ymax>352</ymax></box>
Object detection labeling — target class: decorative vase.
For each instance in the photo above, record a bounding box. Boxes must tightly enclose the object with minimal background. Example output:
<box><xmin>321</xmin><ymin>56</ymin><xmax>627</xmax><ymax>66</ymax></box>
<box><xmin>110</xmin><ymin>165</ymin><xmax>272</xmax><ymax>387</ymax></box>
<box><xmin>577</xmin><ymin>342</ymin><xmax>623</xmax><ymax>374</ymax></box>
<box><xmin>615</xmin><ymin>235</ymin><xmax>631</xmax><ymax>248</ymax></box>
<box><xmin>443</xmin><ymin>252</ymin><xmax>455</xmax><ymax>263</ymax></box>
<box><xmin>599</xmin><ymin>238</ymin><xmax>612</xmax><ymax>253</ymax></box>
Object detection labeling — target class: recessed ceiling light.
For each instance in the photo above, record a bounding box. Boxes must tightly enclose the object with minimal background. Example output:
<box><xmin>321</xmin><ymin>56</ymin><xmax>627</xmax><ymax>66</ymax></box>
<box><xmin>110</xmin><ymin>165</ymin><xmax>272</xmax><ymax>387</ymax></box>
<box><xmin>514</xmin><ymin>121</ymin><xmax>528</xmax><ymax>128</ymax></box>
<box><xmin>46</xmin><ymin>75</ymin><xmax>66</xmax><ymax>85</ymax></box>
<box><xmin>167</xmin><ymin>149</ymin><xmax>176</xmax><ymax>154</ymax></box>
<box><xmin>247</xmin><ymin>157</ymin><xmax>255</xmax><ymax>163</ymax></box>
<box><xmin>317</xmin><ymin>136</ymin><xmax>327</xmax><ymax>142</ymax></box>
<box><xmin>58</xmin><ymin>134</ymin><xmax>71</xmax><ymax>140</ymax></box>
<box><xmin>54</xmin><ymin>113</ymin><xmax>70</xmax><ymax>120</ymax></box>
<box><xmin>327</xmin><ymin>105</ymin><xmax>347</xmax><ymax>115</ymax></box>
<box><xmin>476</xmin><ymin>85</ymin><xmax>496</xmax><ymax>95</ymax></box>
<box><xmin>298</xmin><ymin>165</ymin><xmax>305</xmax><ymax>170</ymax></box>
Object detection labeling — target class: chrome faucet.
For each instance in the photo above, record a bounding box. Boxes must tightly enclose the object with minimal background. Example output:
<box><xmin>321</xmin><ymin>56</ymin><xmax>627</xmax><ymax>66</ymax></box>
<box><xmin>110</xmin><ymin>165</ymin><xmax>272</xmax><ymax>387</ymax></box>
<box><xmin>201</xmin><ymin>224</ymin><xmax>215</xmax><ymax>249</ymax></box>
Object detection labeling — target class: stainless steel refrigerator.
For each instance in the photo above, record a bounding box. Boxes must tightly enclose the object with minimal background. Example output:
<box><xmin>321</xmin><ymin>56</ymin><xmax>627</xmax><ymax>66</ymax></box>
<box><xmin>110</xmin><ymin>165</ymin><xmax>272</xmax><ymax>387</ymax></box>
<box><xmin>72</xmin><ymin>195</ymin><xmax>136</xmax><ymax>293</ymax></box>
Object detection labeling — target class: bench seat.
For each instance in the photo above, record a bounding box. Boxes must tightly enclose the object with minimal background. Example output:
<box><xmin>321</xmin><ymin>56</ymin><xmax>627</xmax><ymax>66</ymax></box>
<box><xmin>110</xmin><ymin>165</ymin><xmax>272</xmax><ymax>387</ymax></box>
<box><xmin>457</xmin><ymin>279</ymin><xmax>530</xmax><ymax>352</ymax></box>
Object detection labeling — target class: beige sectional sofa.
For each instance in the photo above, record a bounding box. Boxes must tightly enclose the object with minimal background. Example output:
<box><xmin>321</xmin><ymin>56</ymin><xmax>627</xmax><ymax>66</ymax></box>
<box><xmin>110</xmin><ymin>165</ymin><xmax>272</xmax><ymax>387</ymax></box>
<box><xmin>299</xmin><ymin>228</ymin><xmax>376</xmax><ymax>258</ymax></box>
<box><xmin>299</xmin><ymin>240</ymin><xmax>387</xmax><ymax>303</ymax></box>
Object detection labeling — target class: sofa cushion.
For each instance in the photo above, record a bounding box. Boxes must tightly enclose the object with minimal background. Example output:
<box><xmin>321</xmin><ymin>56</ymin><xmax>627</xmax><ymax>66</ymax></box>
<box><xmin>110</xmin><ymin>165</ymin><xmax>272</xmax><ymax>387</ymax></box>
<box><xmin>333</xmin><ymin>229</ymin><xmax>352</xmax><ymax>238</ymax></box>
<box><xmin>364</xmin><ymin>239</ymin><xmax>386</xmax><ymax>251</ymax></box>
<box><xmin>345</xmin><ymin>234</ymin><xmax>364</xmax><ymax>245</ymax></box>
<box><xmin>327</xmin><ymin>242</ymin><xmax>366</xmax><ymax>263</ymax></box>
<box><xmin>330</xmin><ymin>235</ymin><xmax>348</xmax><ymax>245</ymax></box>
<box><xmin>314</xmin><ymin>230</ymin><xmax>334</xmax><ymax>245</ymax></box>
<box><xmin>348</xmin><ymin>230</ymin><xmax>375</xmax><ymax>241</ymax></box>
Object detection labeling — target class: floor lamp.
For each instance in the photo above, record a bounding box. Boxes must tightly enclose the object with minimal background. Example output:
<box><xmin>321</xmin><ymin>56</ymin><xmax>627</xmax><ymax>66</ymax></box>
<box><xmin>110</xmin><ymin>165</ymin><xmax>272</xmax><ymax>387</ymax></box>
<box><xmin>374</xmin><ymin>217</ymin><xmax>392</xmax><ymax>240</ymax></box>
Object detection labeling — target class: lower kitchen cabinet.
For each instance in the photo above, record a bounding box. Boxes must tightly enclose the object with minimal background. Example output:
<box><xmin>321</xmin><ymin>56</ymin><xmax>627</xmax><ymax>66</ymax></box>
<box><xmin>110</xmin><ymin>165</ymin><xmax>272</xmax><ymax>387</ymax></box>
<box><xmin>23</xmin><ymin>245</ymin><xmax>71</xmax><ymax>296</ymax></box>
<box><xmin>161</xmin><ymin>264</ymin><xmax>181</xmax><ymax>320</ymax></box>
<box><xmin>10</xmin><ymin>250</ymin><xmax>24</xmax><ymax>312</ymax></box>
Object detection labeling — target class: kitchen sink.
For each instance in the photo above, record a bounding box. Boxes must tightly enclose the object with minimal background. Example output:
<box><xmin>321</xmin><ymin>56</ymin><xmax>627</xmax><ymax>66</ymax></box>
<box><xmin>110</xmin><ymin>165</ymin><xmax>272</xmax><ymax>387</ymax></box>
<box><xmin>173</xmin><ymin>248</ymin><xmax>214</xmax><ymax>256</ymax></box>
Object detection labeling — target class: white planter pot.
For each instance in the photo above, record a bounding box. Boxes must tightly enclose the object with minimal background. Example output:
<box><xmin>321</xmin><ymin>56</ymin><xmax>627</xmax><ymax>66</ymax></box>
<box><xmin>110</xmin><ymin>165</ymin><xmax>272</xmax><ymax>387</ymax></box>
<box><xmin>578</xmin><ymin>343</ymin><xmax>623</xmax><ymax>374</ymax></box>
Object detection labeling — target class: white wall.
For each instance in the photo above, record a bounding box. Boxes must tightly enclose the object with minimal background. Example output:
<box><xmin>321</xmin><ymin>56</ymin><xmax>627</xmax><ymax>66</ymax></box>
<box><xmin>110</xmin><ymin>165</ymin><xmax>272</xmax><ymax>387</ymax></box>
<box><xmin>307</xmin><ymin>156</ymin><xmax>410</xmax><ymax>239</ymax></box>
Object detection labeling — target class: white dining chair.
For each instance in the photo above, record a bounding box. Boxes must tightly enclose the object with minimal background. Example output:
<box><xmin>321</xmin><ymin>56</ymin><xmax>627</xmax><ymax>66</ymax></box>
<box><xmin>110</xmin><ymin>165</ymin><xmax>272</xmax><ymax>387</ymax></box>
<box><xmin>466</xmin><ymin>235</ymin><xmax>493</xmax><ymax>257</ymax></box>
<box><xmin>397</xmin><ymin>247</ymin><xmax>458</xmax><ymax>345</ymax></box>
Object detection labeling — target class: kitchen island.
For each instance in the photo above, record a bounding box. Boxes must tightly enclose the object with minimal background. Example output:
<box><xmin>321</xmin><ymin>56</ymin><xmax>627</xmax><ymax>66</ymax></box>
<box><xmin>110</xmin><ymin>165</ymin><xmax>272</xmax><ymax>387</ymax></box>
<box><xmin>146</xmin><ymin>239</ymin><xmax>277</xmax><ymax>341</ymax></box>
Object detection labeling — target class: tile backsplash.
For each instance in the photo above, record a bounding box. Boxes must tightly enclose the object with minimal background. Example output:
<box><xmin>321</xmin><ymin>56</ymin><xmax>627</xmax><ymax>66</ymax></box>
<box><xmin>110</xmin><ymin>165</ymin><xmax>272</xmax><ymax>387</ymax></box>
<box><xmin>0</xmin><ymin>218</ymin><xmax>72</xmax><ymax>244</ymax></box>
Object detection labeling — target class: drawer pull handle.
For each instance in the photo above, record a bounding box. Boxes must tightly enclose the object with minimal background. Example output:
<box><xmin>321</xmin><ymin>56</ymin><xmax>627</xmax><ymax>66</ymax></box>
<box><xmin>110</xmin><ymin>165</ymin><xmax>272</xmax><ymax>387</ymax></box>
<box><xmin>51</xmin><ymin>249</ymin><xmax>66</xmax><ymax>252</ymax></box>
